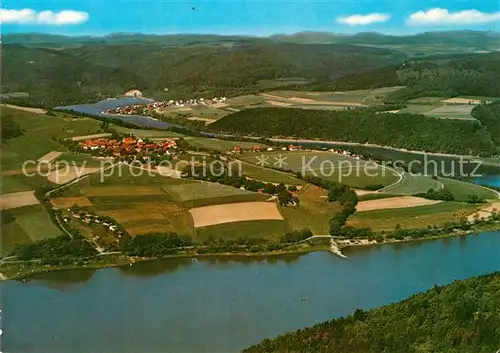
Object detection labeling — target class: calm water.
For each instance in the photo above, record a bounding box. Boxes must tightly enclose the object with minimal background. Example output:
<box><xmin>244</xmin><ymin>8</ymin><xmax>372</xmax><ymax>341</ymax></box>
<box><xmin>2</xmin><ymin>232</ymin><xmax>500</xmax><ymax>353</ymax></box>
<box><xmin>55</xmin><ymin>97</ymin><xmax>179</xmax><ymax>129</ymax></box>
<box><xmin>474</xmin><ymin>175</ymin><xmax>500</xmax><ymax>187</ymax></box>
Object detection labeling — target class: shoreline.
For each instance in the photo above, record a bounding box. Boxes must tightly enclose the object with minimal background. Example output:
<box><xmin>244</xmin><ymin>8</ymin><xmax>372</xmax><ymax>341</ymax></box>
<box><xmin>3</xmin><ymin>224</ymin><xmax>499</xmax><ymax>281</ymax></box>
<box><xmin>268</xmin><ymin>137</ymin><xmax>500</xmax><ymax>163</ymax></box>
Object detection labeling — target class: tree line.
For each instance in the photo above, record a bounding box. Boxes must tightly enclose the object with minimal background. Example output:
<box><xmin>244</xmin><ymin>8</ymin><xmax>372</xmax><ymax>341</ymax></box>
<box><xmin>243</xmin><ymin>271</ymin><xmax>500</xmax><ymax>352</ymax></box>
<box><xmin>210</xmin><ymin>107</ymin><xmax>497</xmax><ymax>156</ymax></box>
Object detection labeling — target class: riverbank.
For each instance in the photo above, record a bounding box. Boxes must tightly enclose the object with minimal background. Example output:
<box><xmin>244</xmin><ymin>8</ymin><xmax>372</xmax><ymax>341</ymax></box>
<box><xmin>268</xmin><ymin>137</ymin><xmax>500</xmax><ymax>164</ymax></box>
<box><xmin>3</xmin><ymin>222</ymin><xmax>499</xmax><ymax>281</ymax></box>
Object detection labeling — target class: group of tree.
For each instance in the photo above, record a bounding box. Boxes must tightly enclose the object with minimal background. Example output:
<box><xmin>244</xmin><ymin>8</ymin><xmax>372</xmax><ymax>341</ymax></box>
<box><xmin>471</xmin><ymin>101</ymin><xmax>500</xmax><ymax>148</ymax></box>
<box><xmin>243</xmin><ymin>271</ymin><xmax>500</xmax><ymax>352</ymax></box>
<box><xmin>210</xmin><ymin>107</ymin><xmax>496</xmax><ymax>156</ymax></box>
<box><xmin>1</xmin><ymin>114</ymin><xmax>23</xmax><ymax>142</ymax></box>
<box><xmin>415</xmin><ymin>187</ymin><xmax>455</xmax><ymax>201</ymax></box>
<box><xmin>183</xmin><ymin>164</ymin><xmax>297</xmax><ymax>206</ymax></box>
<box><xmin>11</xmin><ymin>234</ymin><xmax>97</xmax><ymax>264</ymax></box>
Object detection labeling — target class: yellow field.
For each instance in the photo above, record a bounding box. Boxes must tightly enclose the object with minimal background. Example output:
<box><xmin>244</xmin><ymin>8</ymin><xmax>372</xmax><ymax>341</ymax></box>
<box><xmin>189</xmin><ymin>201</ymin><xmax>283</xmax><ymax>228</ymax></box>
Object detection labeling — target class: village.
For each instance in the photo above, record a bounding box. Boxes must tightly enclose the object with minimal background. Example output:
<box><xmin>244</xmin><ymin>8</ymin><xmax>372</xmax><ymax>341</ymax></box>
<box><xmin>105</xmin><ymin>96</ymin><xmax>228</xmax><ymax>115</ymax></box>
<box><xmin>78</xmin><ymin>136</ymin><xmax>178</xmax><ymax>157</ymax></box>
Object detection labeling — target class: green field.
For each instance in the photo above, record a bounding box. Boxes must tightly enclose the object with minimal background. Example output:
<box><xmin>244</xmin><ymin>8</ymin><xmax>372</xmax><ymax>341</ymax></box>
<box><xmin>110</xmin><ymin>126</ymin><xmax>186</xmax><ymax>138</ymax></box>
<box><xmin>1</xmin><ymin>107</ymin><xmax>101</xmax><ymax>172</ymax></box>
<box><xmin>195</xmin><ymin>220</ymin><xmax>291</xmax><ymax>242</ymax></box>
<box><xmin>349</xmin><ymin>202</ymin><xmax>479</xmax><ymax>231</ymax></box>
<box><xmin>281</xmin><ymin>184</ymin><xmax>341</xmax><ymax>234</ymax></box>
<box><xmin>55</xmin><ymin>153</ymin><xmax>103</xmax><ymax>168</ymax></box>
<box><xmin>423</xmin><ymin>104</ymin><xmax>476</xmax><ymax>120</ymax></box>
<box><xmin>239</xmin><ymin>151</ymin><xmax>399</xmax><ymax>189</ymax></box>
<box><xmin>439</xmin><ymin>178</ymin><xmax>499</xmax><ymax>201</ymax></box>
<box><xmin>185</xmin><ymin>137</ymin><xmax>267</xmax><ymax>151</ymax></box>
<box><xmin>236</xmin><ymin>161</ymin><xmax>305</xmax><ymax>185</ymax></box>
<box><xmin>1</xmin><ymin>205</ymin><xmax>61</xmax><ymax>255</ymax></box>
<box><xmin>0</xmin><ymin>173</ymin><xmax>55</xmax><ymax>195</ymax></box>
<box><xmin>357</xmin><ymin>193</ymin><xmax>400</xmax><ymax>201</ymax></box>
<box><xmin>383</xmin><ymin>173</ymin><xmax>442</xmax><ymax>195</ymax></box>
<box><xmin>164</xmin><ymin>182</ymin><xmax>269</xmax><ymax>208</ymax></box>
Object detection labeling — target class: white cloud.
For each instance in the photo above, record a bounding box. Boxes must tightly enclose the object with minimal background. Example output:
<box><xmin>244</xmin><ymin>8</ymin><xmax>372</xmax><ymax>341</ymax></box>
<box><xmin>407</xmin><ymin>8</ymin><xmax>500</xmax><ymax>25</ymax></box>
<box><xmin>337</xmin><ymin>13</ymin><xmax>391</xmax><ymax>26</ymax></box>
<box><xmin>0</xmin><ymin>8</ymin><xmax>89</xmax><ymax>25</ymax></box>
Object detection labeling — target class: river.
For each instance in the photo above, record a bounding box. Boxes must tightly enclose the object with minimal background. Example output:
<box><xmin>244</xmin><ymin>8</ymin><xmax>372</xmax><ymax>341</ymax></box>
<box><xmin>2</xmin><ymin>232</ymin><xmax>500</xmax><ymax>353</ymax></box>
<box><xmin>55</xmin><ymin>97</ymin><xmax>179</xmax><ymax>129</ymax></box>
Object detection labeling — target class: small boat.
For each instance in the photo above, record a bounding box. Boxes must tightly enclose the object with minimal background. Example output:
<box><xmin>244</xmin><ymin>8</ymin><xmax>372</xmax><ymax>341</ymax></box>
<box><xmin>300</xmin><ymin>297</ymin><xmax>307</xmax><ymax>302</ymax></box>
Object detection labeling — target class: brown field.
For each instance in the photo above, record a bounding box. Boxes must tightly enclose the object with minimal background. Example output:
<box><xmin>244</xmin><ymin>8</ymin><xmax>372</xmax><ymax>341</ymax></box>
<box><xmin>0</xmin><ymin>191</ymin><xmax>39</xmax><ymax>210</ymax></box>
<box><xmin>95</xmin><ymin>202</ymin><xmax>194</xmax><ymax>236</ymax></box>
<box><xmin>467</xmin><ymin>202</ymin><xmax>500</xmax><ymax>222</ymax></box>
<box><xmin>38</xmin><ymin>151</ymin><xmax>63</xmax><ymax>164</ymax></box>
<box><xmin>84</xmin><ymin>186</ymin><xmax>165</xmax><ymax>196</ymax></box>
<box><xmin>189</xmin><ymin>201</ymin><xmax>283</xmax><ymax>228</ymax></box>
<box><xmin>356</xmin><ymin>196</ymin><xmax>440</xmax><ymax>212</ymax></box>
<box><xmin>51</xmin><ymin>196</ymin><xmax>93</xmax><ymax>208</ymax></box>
<box><xmin>267</xmin><ymin>100</ymin><xmax>292</xmax><ymax>107</ymax></box>
<box><xmin>288</xmin><ymin>96</ymin><xmax>315</xmax><ymax>103</ymax></box>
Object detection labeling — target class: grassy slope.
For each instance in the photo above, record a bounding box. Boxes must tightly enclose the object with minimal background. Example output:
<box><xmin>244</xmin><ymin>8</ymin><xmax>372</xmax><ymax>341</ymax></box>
<box><xmin>239</xmin><ymin>151</ymin><xmax>399</xmax><ymax>189</ymax></box>
<box><xmin>383</xmin><ymin>173</ymin><xmax>443</xmax><ymax>195</ymax></box>
<box><xmin>1</xmin><ymin>205</ymin><xmax>62</xmax><ymax>255</ymax></box>
<box><xmin>244</xmin><ymin>272</ymin><xmax>500</xmax><ymax>353</ymax></box>
<box><xmin>1</xmin><ymin>107</ymin><xmax>101</xmax><ymax>171</ymax></box>
<box><xmin>349</xmin><ymin>202</ymin><xmax>479</xmax><ymax>231</ymax></box>
<box><xmin>439</xmin><ymin>178</ymin><xmax>498</xmax><ymax>201</ymax></box>
<box><xmin>195</xmin><ymin>220</ymin><xmax>291</xmax><ymax>242</ymax></box>
<box><xmin>281</xmin><ymin>184</ymin><xmax>341</xmax><ymax>235</ymax></box>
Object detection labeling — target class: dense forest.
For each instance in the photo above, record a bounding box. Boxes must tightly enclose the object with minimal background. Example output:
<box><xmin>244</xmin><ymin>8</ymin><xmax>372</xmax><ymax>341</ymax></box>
<box><xmin>297</xmin><ymin>52</ymin><xmax>500</xmax><ymax>99</ymax></box>
<box><xmin>472</xmin><ymin>102</ymin><xmax>500</xmax><ymax>146</ymax></box>
<box><xmin>244</xmin><ymin>272</ymin><xmax>500</xmax><ymax>353</ymax></box>
<box><xmin>210</xmin><ymin>108</ymin><xmax>497</xmax><ymax>156</ymax></box>
<box><xmin>2</xmin><ymin>43</ymin><xmax>401</xmax><ymax>107</ymax></box>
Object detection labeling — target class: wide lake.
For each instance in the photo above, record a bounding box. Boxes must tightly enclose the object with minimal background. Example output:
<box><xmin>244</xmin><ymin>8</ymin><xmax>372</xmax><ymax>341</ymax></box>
<box><xmin>55</xmin><ymin>97</ymin><xmax>179</xmax><ymax>129</ymax></box>
<box><xmin>3</xmin><ymin>231</ymin><xmax>500</xmax><ymax>353</ymax></box>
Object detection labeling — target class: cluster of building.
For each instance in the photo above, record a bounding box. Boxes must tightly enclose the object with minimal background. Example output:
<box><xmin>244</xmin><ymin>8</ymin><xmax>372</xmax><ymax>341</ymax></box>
<box><xmin>105</xmin><ymin>96</ymin><xmax>229</xmax><ymax>115</ymax></box>
<box><xmin>78</xmin><ymin>137</ymin><xmax>177</xmax><ymax>157</ymax></box>
<box><xmin>230</xmin><ymin>145</ymin><xmax>304</xmax><ymax>154</ymax></box>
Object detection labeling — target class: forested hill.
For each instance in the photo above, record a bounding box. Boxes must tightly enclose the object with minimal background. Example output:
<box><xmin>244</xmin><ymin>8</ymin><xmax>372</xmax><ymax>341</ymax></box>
<box><xmin>243</xmin><ymin>272</ymin><xmax>500</xmax><ymax>353</ymax></box>
<box><xmin>298</xmin><ymin>52</ymin><xmax>500</xmax><ymax>99</ymax></box>
<box><xmin>209</xmin><ymin>108</ymin><xmax>497</xmax><ymax>156</ymax></box>
<box><xmin>472</xmin><ymin>102</ymin><xmax>500</xmax><ymax>146</ymax></box>
<box><xmin>2</xmin><ymin>43</ymin><xmax>401</xmax><ymax>107</ymax></box>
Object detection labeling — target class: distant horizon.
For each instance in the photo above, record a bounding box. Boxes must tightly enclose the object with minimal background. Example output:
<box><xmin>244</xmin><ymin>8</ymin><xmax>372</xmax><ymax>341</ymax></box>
<box><xmin>3</xmin><ymin>28</ymin><xmax>500</xmax><ymax>39</ymax></box>
<box><xmin>2</xmin><ymin>1</ymin><xmax>499</xmax><ymax>36</ymax></box>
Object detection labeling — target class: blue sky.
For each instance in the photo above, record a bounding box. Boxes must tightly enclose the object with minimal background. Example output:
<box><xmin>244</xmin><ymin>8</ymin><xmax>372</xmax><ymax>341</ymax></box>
<box><xmin>1</xmin><ymin>0</ymin><xmax>499</xmax><ymax>36</ymax></box>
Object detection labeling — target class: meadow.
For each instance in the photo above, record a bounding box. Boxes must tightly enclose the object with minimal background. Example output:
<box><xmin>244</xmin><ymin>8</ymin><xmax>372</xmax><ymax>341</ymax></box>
<box><xmin>1</xmin><ymin>107</ymin><xmax>102</xmax><ymax>172</ymax></box>
<box><xmin>348</xmin><ymin>202</ymin><xmax>479</xmax><ymax>231</ymax></box>
<box><xmin>281</xmin><ymin>184</ymin><xmax>341</xmax><ymax>235</ymax></box>
<box><xmin>195</xmin><ymin>220</ymin><xmax>291</xmax><ymax>242</ymax></box>
<box><xmin>236</xmin><ymin>161</ymin><xmax>305</xmax><ymax>185</ymax></box>
<box><xmin>382</xmin><ymin>173</ymin><xmax>443</xmax><ymax>195</ymax></box>
<box><xmin>1</xmin><ymin>204</ymin><xmax>61</xmax><ymax>256</ymax></box>
<box><xmin>185</xmin><ymin>137</ymin><xmax>266</xmax><ymax>152</ymax></box>
<box><xmin>239</xmin><ymin>151</ymin><xmax>400</xmax><ymax>189</ymax></box>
